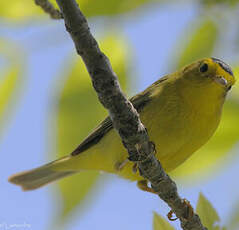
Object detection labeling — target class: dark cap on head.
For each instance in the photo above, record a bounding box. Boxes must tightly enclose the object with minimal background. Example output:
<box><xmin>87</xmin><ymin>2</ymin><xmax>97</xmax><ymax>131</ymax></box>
<box><xmin>212</xmin><ymin>57</ymin><xmax>234</xmax><ymax>77</ymax></box>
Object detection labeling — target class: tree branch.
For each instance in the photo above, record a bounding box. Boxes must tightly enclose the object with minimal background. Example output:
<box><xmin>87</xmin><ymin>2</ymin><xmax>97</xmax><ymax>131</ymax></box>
<box><xmin>54</xmin><ymin>0</ymin><xmax>207</xmax><ymax>229</ymax></box>
<box><xmin>35</xmin><ymin>0</ymin><xmax>63</xmax><ymax>19</ymax></box>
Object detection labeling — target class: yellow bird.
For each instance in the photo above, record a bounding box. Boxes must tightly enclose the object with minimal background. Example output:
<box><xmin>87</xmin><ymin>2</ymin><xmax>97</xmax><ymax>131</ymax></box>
<box><xmin>9</xmin><ymin>58</ymin><xmax>235</xmax><ymax>192</ymax></box>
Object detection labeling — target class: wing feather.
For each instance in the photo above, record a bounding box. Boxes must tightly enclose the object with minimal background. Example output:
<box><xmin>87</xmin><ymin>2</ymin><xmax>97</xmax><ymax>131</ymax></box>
<box><xmin>71</xmin><ymin>76</ymin><xmax>168</xmax><ymax>155</ymax></box>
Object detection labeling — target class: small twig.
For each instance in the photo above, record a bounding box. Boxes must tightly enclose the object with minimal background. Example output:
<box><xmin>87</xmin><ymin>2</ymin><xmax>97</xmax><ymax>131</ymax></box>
<box><xmin>55</xmin><ymin>0</ymin><xmax>207</xmax><ymax>229</ymax></box>
<box><xmin>35</xmin><ymin>0</ymin><xmax>63</xmax><ymax>19</ymax></box>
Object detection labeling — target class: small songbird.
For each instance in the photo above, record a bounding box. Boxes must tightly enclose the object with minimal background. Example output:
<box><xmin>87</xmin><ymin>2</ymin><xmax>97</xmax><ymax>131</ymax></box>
<box><xmin>9</xmin><ymin>58</ymin><xmax>235</xmax><ymax>192</ymax></box>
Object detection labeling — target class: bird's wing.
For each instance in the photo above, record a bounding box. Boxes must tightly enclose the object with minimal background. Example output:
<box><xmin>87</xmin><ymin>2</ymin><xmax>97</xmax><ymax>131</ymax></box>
<box><xmin>71</xmin><ymin>116</ymin><xmax>113</xmax><ymax>155</ymax></box>
<box><xmin>71</xmin><ymin>76</ymin><xmax>168</xmax><ymax>156</ymax></box>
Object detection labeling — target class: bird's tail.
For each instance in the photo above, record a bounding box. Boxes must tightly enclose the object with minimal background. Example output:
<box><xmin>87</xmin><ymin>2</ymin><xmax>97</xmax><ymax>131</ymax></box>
<box><xmin>8</xmin><ymin>156</ymin><xmax>76</xmax><ymax>191</ymax></box>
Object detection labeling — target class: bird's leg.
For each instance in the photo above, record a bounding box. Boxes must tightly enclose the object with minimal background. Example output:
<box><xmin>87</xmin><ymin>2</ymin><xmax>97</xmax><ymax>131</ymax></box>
<box><xmin>137</xmin><ymin>180</ymin><xmax>189</xmax><ymax>221</ymax></box>
<box><xmin>182</xmin><ymin>199</ymin><xmax>194</xmax><ymax>219</ymax></box>
<box><xmin>137</xmin><ymin>180</ymin><xmax>158</xmax><ymax>194</ymax></box>
<box><xmin>167</xmin><ymin>199</ymin><xmax>194</xmax><ymax>221</ymax></box>
<box><xmin>114</xmin><ymin>159</ymin><xmax>129</xmax><ymax>171</ymax></box>
<box><xmin>137</xmin><ymin>181</ymin><xmax>193</xmax><ymax>221</ymax></box>
<box><xmin>115</xmin><ymin>159</ymin><xmax>139</xmax><ymax>173</ymax></box>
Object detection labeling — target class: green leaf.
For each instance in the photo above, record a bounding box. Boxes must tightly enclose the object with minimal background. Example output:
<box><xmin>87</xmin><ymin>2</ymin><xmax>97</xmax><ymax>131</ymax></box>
<box><xmin>153</xmin><ymin>212</ymin><xmax>175</xmax><ymax>230</ymax></box>
<box><xmin>176</xmin><ymin>19</ymin><xmax>218</xmax><ymax>68</ymax></box>
<box><xmin>196</xmin><ymin>193</ymin><xmax>220</xmax><ymax>229</ymax></box>
<box><xmin>0</xmin><ymin>39</ymin><xmax>23</xmax><ymax>136</ymax></box>
<box><xmin>56</xmin><ymin>35</ymin><xmax>129</xmax><ymax>220</ymax></box>
<box><xmin>0</xmin><ymin>68</ymin><xmax>19</xmax><ymax>120</ymax></box>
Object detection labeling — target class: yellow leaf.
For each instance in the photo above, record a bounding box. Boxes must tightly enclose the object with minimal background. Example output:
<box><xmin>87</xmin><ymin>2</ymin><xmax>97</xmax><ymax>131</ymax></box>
<box><xmin>0</xmin><ymin>0</ymin><xmax>42</xmax><ymax>21</ymax></box>
<box><xmin>0</xmin><ymin>68</ymin><xmax>20</xmax><ymax>133</ymax></box>
<box><xmin>78</xmin><ymin>0</ymin><xmax>152</xmax><ymax>18</ymax></box>
<box><xmin>153</xmin><ymin>212</ymin><xmax>175</xmax><ymax>230</ymax></box>
<box><xmin>0</xmin><ymin>39</ymin><xmax>23</xmax><ymax>135</ymax></box>
<box><xmin>55</xmin><ymin>35</ymin><xmax>129</xmax><ymax>220</ymax></box>
<box><xmin>0</xmin><ymin>68</ymin><xmax>19</xmax><ymax>115</ymax></box>
<box><xmin>196</xmin><ymin>193</ymin><xmax>220</xmax><ymax>230</ymax></box>
<box><xmin>176</xmin><ymin>19</ymin><xmax>218</xmax><ymax>68</ymax></box>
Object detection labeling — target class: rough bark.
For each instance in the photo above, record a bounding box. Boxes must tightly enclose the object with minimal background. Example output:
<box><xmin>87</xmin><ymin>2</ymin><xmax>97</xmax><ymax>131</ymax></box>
<box><xmin>35</xmin><ymin>0</ymin><xmax>63</xmax><ymax>19</ymax></box>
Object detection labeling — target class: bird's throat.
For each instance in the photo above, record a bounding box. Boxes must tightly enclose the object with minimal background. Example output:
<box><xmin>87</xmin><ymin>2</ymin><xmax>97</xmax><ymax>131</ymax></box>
<box><xmin>178</xmin><ymin>82</ymin><xmax>225</xmax><ymax>116</ymax></box>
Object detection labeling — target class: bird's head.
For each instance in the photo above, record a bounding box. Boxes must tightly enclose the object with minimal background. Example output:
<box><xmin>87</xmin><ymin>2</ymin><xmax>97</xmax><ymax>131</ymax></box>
<box><xmin>181</xmin><ymin>57</ymin><xmax>235</xmax><ymax>95</ymax></box>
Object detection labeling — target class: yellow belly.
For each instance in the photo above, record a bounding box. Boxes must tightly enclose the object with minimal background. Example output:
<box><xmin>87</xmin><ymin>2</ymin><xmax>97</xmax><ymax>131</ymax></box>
<box><xmin>59</xmin><ymin>91</ymin><xmax>222</xmax><ymax>182</ymax></box>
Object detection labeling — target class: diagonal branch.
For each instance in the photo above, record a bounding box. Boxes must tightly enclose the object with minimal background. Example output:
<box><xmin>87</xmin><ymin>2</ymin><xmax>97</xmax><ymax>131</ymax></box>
<box><xmin>55</xmin><ymin>0</ymin><xmax>207</xmax><ymax>229</ymax></box>
<box><xmin>35</xmin><ymin>0</ymin><xmax>63</xmax><ymax>19</ymax></box>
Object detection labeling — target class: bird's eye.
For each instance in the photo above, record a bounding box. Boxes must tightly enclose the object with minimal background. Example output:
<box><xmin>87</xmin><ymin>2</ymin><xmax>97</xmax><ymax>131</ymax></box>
<box><xmin>199</xmin><ymin>63</ymin><xmax>208</xmax><ymax>73</ymax></box>
<box><xmin>227</xmin><ymin>85</ymin><xmax>232</xmax><ymax>91</ymax></box>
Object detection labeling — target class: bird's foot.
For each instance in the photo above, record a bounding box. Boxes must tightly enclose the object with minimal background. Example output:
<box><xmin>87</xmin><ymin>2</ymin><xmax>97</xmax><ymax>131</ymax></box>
<box><xmin>137</xmin><ymin>180</ymin><xmax>158</xmax><ymax>194</ymax></box>
<box><xmin>167</xmin><ymin>199</ymin><xmax>194</xmax><ymax>221</ymax></box>
<box><xmin>182</xmin><ymin>198</ymin><xmax>194</xmax><ymax>219</ymax></box>
<box><xmin>167</xmin><ymin>210</ymin><xmax>178</xmax><ymax>221</ymax></box>
<box><xmin>114</xmin><ymin>159</ymin><xmax>129</xmax><ymax>171</ymax></box>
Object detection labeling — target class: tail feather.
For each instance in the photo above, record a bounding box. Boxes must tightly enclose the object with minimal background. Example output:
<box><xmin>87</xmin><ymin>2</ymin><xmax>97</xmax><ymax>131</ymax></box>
<box><xmin>8</xmin><ymin>158</ymin><xmax>76</xmax><ymax>191</ymax></box>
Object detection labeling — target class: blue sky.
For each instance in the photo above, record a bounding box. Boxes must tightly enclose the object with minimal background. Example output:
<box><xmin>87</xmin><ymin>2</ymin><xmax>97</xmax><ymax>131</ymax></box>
<box><xmin>1</xmin><ymin>2</ymin><xmax>239</xmax><ymax>230</ymax></box>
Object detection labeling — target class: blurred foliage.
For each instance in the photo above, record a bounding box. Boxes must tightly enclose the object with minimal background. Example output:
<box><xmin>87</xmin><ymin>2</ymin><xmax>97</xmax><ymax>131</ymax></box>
<box><xmin>0</xmin><ymin>68</ymin><xmax>19</xmax><ymax>126</ymax></box>
<box><xmin>1</xmin><ymin>0</ymin><xmax>239</xmax><ymax>21</ymax></box>
<box><xmin>0</xmin><ymin>39</ymin><xmax>23</xmax><ymax>136</ymax></box>
<box><xmin>56</xmin><ymin>35</ymin><xmax>129</xmax><ymax>220</ymax></box>
<box><xmin>201</xmin><ymin>0</ymin><xmax>239</xmax><ymax>6</ymax></box>
<box><xmin>230</xmin><ymin>66</ymin><xmax>239</xmax><ymax>99</ymax></box>
<box><xmin>175</xmin><ymin>19</ymin><xmax>218</xmax><ymax>68</ymax></box>
<box><xmin>0</xmin><ymin>0</ymin><xmax>158</xmax><ymax>21</ymax></box>
<box><xmin>0</xmin><ymin>0</ymin><xmax>42</xmax><ymax>20</ymax></box>
<box><xmin>196</xmin><ymin>193</ymin><xmax>221</xmax><ymax>230</ymax></box>
<box><xmin>196</xmin><ymin>193</ymin><xmax>228</xmax><ymax>230</ymax></box>
<box><xmin>153</xmin><ymin>212</ymin><xmax>175</xmax><ymax>230</ymax></box>
<box><xmin>70</xmin><ymin>0</ymin><xmax>153</xmax><ymax>17</ymax></box>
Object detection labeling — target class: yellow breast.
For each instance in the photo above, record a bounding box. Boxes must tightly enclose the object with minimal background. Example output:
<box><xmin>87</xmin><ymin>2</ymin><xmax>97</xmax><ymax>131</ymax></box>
<box><xmin>63</xmin><ymin>74</ymin><xmax>225</xmax><ymax>182</ymax></box>
<box><xmin>117</xmin><ymin>78</ymin><xmax>224</xmax><ymax>180</ymax></box>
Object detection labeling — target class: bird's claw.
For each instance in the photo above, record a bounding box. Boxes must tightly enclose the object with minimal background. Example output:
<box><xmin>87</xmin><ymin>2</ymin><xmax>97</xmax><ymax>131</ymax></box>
<box><xmin>114</xmin><ymin>159</ymin><xmax>129</xmax><ymax>171</ymax></box>
<box><xmin>137</xmin><ymin>180</ymin><xmax>158</xmax><ymax>194</ymax></box>
<box><xmin>167</xmin><ymin>199</ymin><xmax>194</xmax><ymax>222</ymax></box>
<box><xmin>182</xmin><ymin>198</ymin><xmax>194</xmax><ymax>219</ymax></box>
<box><xmin>167</xmin><ymin>210</ymin><xmax>178</xmax><ymax>221</ymax></box>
